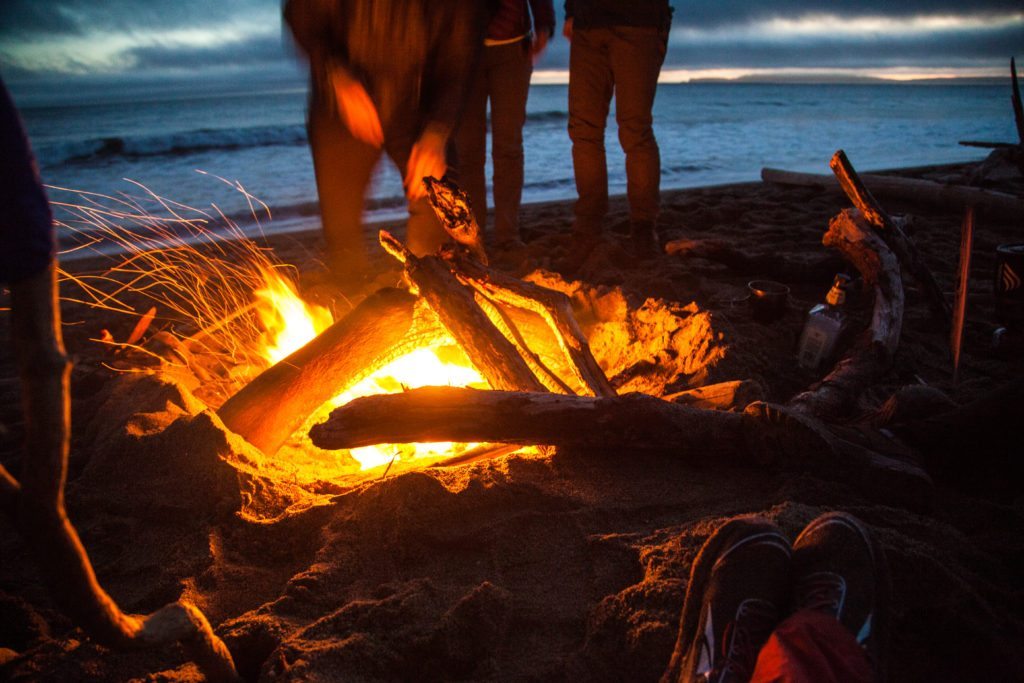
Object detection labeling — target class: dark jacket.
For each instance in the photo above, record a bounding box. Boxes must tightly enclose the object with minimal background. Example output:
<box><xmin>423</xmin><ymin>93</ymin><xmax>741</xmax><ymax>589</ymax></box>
<box><xmin>284</xmin><ymin>0</ymin><xmax>486</xmax><ymax>134</ymax></box>
<box><xmin>488</xmin><ymin>0</ymin><xmax>556</xmax><ymax>42</ymax></box>
<box><xmin>564</xmin><ymin>0</ymin><xmax>672</xmax><ymax>30</ymax></box>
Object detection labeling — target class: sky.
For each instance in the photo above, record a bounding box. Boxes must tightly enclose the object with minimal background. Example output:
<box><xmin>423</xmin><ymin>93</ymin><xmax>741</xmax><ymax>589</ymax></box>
<box><xmin>1</xmin><ymin>0</ymin><xmax>1022</xmax><ymax>92</ymax></box>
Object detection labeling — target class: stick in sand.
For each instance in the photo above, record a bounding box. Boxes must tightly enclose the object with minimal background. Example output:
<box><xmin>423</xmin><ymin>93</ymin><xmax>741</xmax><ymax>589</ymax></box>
<box><xmin>950</xmin><ymin>206</ymin><xmax>974</xmax><ymax>384</ymax></box>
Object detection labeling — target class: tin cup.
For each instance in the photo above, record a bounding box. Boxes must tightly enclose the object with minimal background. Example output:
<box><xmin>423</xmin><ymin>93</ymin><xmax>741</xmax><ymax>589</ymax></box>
<box><xmin>747</xmin><ymin>280</ymin><xmax>790</xmax><ymax>323</ymax></box>
<box><xmin>994</xmin><ymin>243</ymin><xmax>1024</xmax><ymax>329</ymax></box>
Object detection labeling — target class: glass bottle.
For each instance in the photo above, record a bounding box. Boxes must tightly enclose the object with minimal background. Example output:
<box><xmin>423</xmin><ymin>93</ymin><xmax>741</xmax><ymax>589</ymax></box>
<box><xmin>797</xmin><ymin>275</ymin><xmax>851</xmax><ymax>370</ymax></box>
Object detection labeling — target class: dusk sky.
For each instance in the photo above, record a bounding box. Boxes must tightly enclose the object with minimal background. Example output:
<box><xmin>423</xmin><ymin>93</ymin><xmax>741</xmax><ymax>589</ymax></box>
<box><xmin>1</xmin><ymin>0</ymin><xmax>1022</xmax><ymax>90</ymax></box>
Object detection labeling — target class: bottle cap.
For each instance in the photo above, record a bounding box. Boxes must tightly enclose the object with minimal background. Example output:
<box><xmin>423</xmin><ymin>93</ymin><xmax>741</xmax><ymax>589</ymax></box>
<box><xmin>826</xmin><ymin>283</ymin><xmax>846</xmax><ymax>306</ymax></box>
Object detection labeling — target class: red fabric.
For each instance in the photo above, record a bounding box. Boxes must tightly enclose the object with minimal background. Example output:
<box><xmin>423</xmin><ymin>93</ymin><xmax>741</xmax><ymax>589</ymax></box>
<box><xmin>750</xmin><ymin>610</ymin><xmax>874</xmax><ymax>683</ymax></box>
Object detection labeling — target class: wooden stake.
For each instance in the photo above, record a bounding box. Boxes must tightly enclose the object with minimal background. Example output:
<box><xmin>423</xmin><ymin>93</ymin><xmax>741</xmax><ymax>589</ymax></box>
<box><xmin>950</xmin><ymin>206</ymin><xmax>974</xmax><ymax>384</ymax></box>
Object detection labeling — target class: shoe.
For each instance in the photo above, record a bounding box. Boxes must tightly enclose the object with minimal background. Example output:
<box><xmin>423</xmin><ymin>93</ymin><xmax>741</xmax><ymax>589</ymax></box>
<box><xmin>664</xmin><ymin>517</ymin><xmax>791</xmax><ymax>683</ymax></box>
<box><xmin>631</xmin><ymin>220</ymin><xmax>661</xmax><ymax>259</ymax></box>
<box><xmin>792</xmin><ymin>512</ymin><xmax>890</xmax><ymax>679</ymax></box>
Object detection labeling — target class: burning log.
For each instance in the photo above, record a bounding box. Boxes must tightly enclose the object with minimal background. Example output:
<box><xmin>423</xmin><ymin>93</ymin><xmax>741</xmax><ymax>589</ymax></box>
<box><xmin>0</xmin><ymin>264</ymin><xmax>238</xmax><ymax>682</ymax></box>
<box><xmin>788</xmin><ymin>208</ymin><xmax>904</xmax><ymax>419</ymax></box>
<box><xmin>379</xmin><ymin>231</ymin><xmax>547</xmax><ymax>393</ymax></box>
<box><xmin>217</xmin><ymin>287</ymin><xmax>434</xmax><ymax>455</ymax></box>
<box><xmin>441</xmin><ymin>250</ymin><xmax>616</xmax><ymax>397</ymax></box>
<box><xmin>309</xmin><ymin>386</ymin><xmax>753</xmax><ymax>462</ymax></box>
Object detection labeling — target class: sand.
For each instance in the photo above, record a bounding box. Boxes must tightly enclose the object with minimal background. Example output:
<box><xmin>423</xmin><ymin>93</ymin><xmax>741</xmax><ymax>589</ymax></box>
<box><xmin>1</xmin><ymin>158</ymin><xmax>1023</xmax><ymax>681</ymax></box>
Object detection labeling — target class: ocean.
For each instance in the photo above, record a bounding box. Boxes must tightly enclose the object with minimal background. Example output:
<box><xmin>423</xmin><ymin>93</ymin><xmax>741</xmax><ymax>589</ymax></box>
<box><xmin>14</xmin><ymin>80</ymin><xmax>1016</xmax><ymax>242</ymax></box>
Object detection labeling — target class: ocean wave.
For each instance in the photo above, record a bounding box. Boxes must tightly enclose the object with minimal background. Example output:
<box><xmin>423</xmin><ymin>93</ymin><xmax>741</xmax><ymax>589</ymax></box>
<box><xmin>526</xmin><ymin>110</ymin><xmax>567</xmax><ymax>123</ymax></box>
<box><xmin>41</xmin><ymin>123</ymin><xmax>309</xmax><ymax>165</ymax></box>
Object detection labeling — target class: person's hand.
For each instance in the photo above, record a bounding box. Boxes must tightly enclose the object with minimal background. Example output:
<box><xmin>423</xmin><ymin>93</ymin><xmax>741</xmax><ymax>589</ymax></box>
<box><xmin>531</xmin><ymin>28</ymin><xmax>551</xmax><ymax>61</ymax></box>
<box><xmin>330</xmin><ymin>66</ymin><xmax>383</xmax><ymax>148</ymax></box>
<box><xmin>405</xmin><ymin>127</ymin><xmax>447</xmax><ymax>201</ymax></box>
<box><xmin>562</xmin><ymin>17</ymin><xmax>573</xmax><ymax>42</ymax></box>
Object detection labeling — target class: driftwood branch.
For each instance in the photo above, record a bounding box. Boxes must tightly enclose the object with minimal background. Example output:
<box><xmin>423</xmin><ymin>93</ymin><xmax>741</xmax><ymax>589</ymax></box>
<box><xmin>443</xmin><ymin>250</ymin><xmax>616</xmax><ymax>397</ymax></box>
<box><xmin>217</xmin><ymin>288</ymin><xmax>430</xmax><ymax>455</ymax></box>
<box><xmin>788</xmin><ymin>209</ymin><xmax>905</xmax><ymax>419</ymax></box>
<box><xmin>2</xmin><ymin>263</ymin><xmax>238</xmax><ymax>682</ymax></box>
<box><xmin>380</xmin><ymin>231</ymin><xmax>546</xmax><ymax>393</ymax></box>
<box><xmin>827</xmin><ymin>150</ymin><xmax>950</xmax><ymax>323</ymax></box>
<box><xmin>663</xmin><ymin>238</ymin><xmax>844</xmax><ymax>282</ymax></box>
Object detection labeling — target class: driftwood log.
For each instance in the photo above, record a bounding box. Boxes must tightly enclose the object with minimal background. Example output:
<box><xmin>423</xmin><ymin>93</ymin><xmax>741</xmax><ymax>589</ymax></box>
<box><xmin>787</xmin><ymin>208</ymin><xmax>905</xmax><ymax>419</ymax></box>
<box><xmin>0</xmin><ymin>263</ymin><xmax>238</xmax><ymax>682</ymax></box>
<box><xmin>310</xmin><ymin>386</ymin><xmax>754</xmax><ymax>461</ymax></box>
<box><xmin>217</xmin><ymin>287</ymin><xmax>434</xmax><ymax>455</ymax></box>
<box><xmin>760</xmin><ymin>165</ymin><xmax>1024</xmax><ymax>224</ymax></box>
<box><xmin>828</xmin><ymin>150</ymin><xmax>950</xmax><ymax>323</ymax></box>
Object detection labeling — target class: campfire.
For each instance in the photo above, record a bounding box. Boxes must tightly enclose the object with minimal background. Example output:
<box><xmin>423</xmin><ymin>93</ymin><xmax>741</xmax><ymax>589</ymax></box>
<box><xmin>56</xmin><ymin>177</ymin><xmax>724</xmax><ymax>487</ymax></box>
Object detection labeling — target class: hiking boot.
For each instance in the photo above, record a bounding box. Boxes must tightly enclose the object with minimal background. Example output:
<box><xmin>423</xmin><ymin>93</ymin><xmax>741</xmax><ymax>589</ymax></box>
<box><xmin>563</xmin><ymin>224</ymin><xmax>604</xmax><ymax>276</ymax></box>
<box><xmin>665</xmin><ymin>517</ymin><xmax>791</xmax><ymax>683</ymax></box>
<box><xmin>792</xmin><ymin>511</ymin><xmax>890</xmax><ymax>679</ymax></box>
<box><xmin>631</xmin><ymin>220</ymin><xmax>661</xmax><ymax>259</ymax></box>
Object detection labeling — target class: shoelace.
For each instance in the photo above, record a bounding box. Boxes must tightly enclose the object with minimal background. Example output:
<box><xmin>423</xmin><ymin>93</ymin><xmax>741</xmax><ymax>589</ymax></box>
<box><xmin>716</xmin><ymin>599</ymin><xmax>779</xmax><ymax>681</ymax></box>
<box><xmin>795</xmin><ymin>571</ymin><xmax>846</xmax><ymax>617</ymax></box>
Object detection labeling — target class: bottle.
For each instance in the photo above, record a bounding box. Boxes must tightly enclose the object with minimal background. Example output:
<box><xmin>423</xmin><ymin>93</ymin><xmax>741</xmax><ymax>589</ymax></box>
<box><xmin>797</xmin><ymin>274</ymin><xmax>851</xmax><ymax>370</ymax></box>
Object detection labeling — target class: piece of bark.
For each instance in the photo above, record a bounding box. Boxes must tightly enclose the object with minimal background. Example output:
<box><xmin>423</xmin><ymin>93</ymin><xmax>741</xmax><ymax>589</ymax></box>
<box><xmin>380</xmin><ymin>231</ymin><xmax>546</xmax><ymax>393</ymax></box>
<box><xmin>423</xmin><ymin>175</ymin><xmax>488</xmax><ymax>265</ymax></box>
<box><xmin>760</xmin><ymin>166</ymin><xmax>1024</xmax><ymax>223</ymax></box>
<box><xmin>788</xmin><ymin>209</ymin><xmax>904</xmax><ymax>420</ymax></box>
<box><xmin>217</xmin><ymin>288</ymin><xmax>429</xmax><ymax>455</ymax></box>
<box><xmin>443</xmin><ymin>250</ymin><xmax>616</xmax><ymax>397</ymax></box>
<box><xmin>665</xmin><ymin>379</ymin><xmax>766</xmax><ymax>411</ymax></box>
<box><xmin>0</xmin><ymin>263</ymin><xmax>238</xmax><ymax>682</ymax></box>
<box><xmin>827</xmin><ymin>150</ymin><xmax>949</xmax><ymax>323</ymax></box>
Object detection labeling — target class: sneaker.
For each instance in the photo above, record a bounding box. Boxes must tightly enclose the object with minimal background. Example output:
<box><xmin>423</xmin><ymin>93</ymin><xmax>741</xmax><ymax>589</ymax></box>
<box><xmin>791</xmin><ymin>512</ymin><xmax>890</xmax><ymax>679</ymax></box>
<box><xmin>664</xmin><ymin>517</ymin><xmax>792</xmax><ymax>683</ymax></box>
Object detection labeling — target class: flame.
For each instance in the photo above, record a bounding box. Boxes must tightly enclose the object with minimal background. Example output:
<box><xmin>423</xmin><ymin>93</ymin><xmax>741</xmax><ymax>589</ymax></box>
<box><xmin>253</xmin><ymin>266</ymin><xmax>333</xmax><ymax>364</ymax></box>
<box><xmin>251</xmin><ymin>270</ymin><xmax>485</xmax><ymax>470</ymax></box>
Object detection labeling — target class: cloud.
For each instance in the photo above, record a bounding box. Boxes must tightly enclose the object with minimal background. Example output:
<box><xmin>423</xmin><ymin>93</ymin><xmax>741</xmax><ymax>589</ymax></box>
<box><xmin>2</xmin><ymin>0</ymin><xmax>1022</xmax><ymax>83</ymax></box>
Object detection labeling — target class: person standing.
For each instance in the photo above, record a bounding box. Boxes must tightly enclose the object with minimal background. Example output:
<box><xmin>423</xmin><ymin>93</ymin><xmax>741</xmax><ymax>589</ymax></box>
<box><xmin>284</xmin><ymin>0</ymin><xmax>486</xmax><ymax>283</ymax></box>
<box><xmin>454</xmin><ymin>0</ymin><xmax>555</xmax><ymax>249</ymax></box>
<box><xmin>564</xmin><ymin>0</ymin><xmax>672</xmax><ymax>257</ymax></box>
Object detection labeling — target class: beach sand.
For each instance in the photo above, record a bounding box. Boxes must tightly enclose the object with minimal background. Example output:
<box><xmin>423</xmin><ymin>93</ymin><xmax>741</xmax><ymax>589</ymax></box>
<box><xmin>1</xmin><ymin>159</ymin><xmax>1022</xmax><ymax>680</ymax></box>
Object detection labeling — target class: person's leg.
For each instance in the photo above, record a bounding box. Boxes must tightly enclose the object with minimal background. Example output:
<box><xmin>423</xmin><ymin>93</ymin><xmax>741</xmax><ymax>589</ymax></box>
<box><xmin>384</xmin><ymin>120</ymin><xmax>449</xmax><ymax>257</ymax></box>
<box><xmin>308</xmin><ymin>101</ymin><xmax>380</xmax><ymax>277</ymax></box>
<box><xmin>452</xmin><ymin>55</ymin><xmax>490</xmax><ymax>232</ymax></box>
<box><xmin>662</xmin><ymin>517</ymin><xmax>791</xmax><ymax>683</ymax></box>
<box><xmin>567</xmin><ymin>27</ymin><xmax>613</xmax><ymax>236</ymax></box>
<box><xmin>487</xmin><ymin>40</ymin><xmax>533</xmax><ymax>245</ymax></box>
<box><xmin>608</xmin><ymin>26</ymin><xmax>666</xmax><ymax>241</ymax></box>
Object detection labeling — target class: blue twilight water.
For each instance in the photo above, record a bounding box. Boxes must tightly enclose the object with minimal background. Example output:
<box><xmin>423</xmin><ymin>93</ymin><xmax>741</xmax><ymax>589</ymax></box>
<box><xmin>15</xmin><ymin>81</ymin><xmax>1016</xmax><ymax>239</ymax></box>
